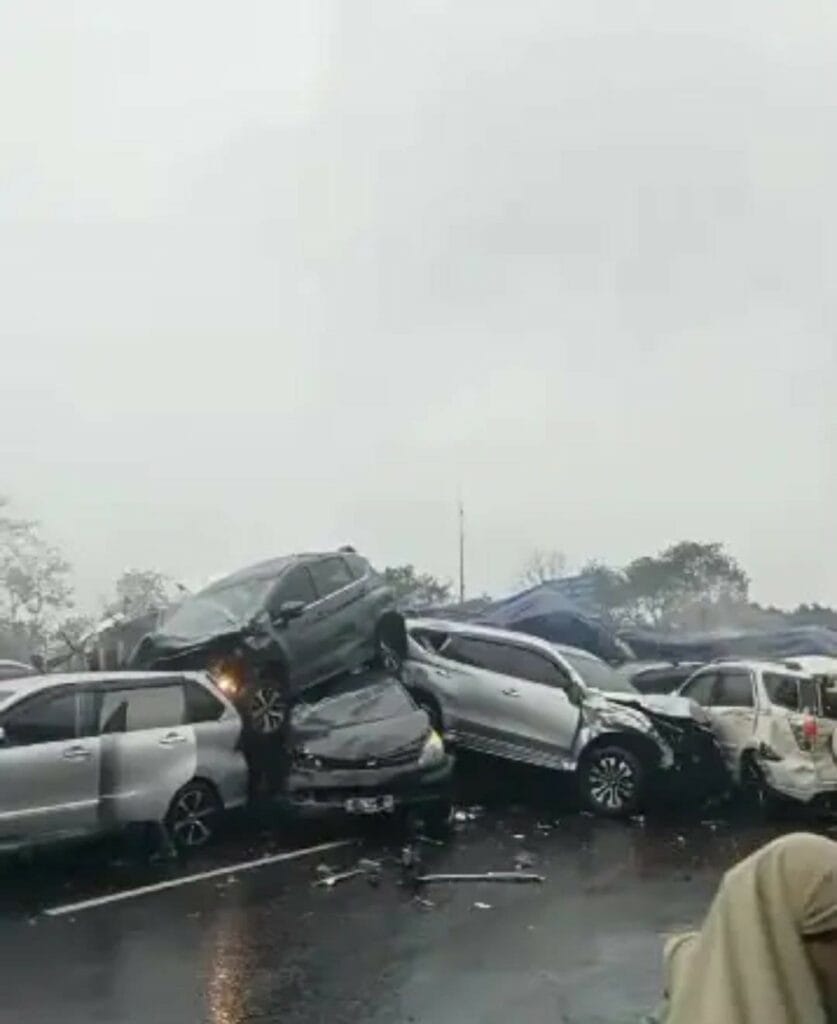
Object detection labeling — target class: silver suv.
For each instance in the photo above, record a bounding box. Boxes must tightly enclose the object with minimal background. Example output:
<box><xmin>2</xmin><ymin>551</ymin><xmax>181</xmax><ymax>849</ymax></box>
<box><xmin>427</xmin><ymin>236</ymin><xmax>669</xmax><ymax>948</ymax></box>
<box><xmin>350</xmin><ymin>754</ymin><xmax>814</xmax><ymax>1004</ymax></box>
<box><xmin>0</xmin><ymin>672</ymin><xmax>248</xmax><ymax>853</ymax></box>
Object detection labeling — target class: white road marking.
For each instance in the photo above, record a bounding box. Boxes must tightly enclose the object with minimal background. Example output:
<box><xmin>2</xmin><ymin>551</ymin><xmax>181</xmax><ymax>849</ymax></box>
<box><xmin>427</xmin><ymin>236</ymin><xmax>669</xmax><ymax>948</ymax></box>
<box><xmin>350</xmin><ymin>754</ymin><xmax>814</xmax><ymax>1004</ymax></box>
<box><xmin>43</xmin><ymin>838</ymin><xmax>356</xmax><ymax>917</ymax></box>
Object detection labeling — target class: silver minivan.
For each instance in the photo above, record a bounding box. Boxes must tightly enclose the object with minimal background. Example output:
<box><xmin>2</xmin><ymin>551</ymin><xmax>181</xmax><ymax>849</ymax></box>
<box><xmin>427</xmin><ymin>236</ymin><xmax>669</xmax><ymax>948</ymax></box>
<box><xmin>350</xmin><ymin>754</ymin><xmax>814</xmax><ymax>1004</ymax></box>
<box><xmin>0</xmin><ymin>671</ymin><xmax>248</xmax><ymax>852</ymax></box>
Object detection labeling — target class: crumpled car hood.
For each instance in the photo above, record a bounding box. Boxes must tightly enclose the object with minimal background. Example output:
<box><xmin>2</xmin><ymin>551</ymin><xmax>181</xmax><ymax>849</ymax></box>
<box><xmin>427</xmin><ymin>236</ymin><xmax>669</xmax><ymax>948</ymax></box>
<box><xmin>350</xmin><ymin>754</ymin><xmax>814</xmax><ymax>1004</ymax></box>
<box><xmin>581</xmin><ymin>689</ymin><xmax>658</xmax><ymax>734</ymax></box>
<box><xmin>603</xmin><ymin>691</ymin><xmax>709</xmax><ymax>725</ymax></box>
<box><xmin>292</xmin><ymin>711</ymin><xmax>430</xmax><ymax>765</ymax></box>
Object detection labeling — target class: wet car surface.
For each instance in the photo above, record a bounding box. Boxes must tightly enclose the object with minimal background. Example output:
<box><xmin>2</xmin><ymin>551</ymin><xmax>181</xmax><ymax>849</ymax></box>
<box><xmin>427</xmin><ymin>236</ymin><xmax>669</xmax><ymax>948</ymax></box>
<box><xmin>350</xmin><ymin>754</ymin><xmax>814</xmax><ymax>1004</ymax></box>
<box><xmin>0</xmin><ymin>753</ymin><xmax>805</xmax><ymax>1024</ymax></box>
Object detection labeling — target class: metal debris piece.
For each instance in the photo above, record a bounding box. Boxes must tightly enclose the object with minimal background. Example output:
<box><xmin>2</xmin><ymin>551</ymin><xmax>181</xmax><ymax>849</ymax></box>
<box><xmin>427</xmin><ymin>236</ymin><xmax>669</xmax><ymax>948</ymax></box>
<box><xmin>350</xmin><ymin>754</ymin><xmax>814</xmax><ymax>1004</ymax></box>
<box><xmin>413</xmin><ymin>895</ymin><xmax>436</xmax><ymax>910</ymax></box>
<box><xmin>314</xmin><ymin>868</ymin><xmax>364</xmax><ymax>889</ymax></box>
<box><xmin>473</xmin><ymin>901</ymin><xmax>492</xmax><ymax>910</ymax></box>
<box><xmin>416</xmin><ymin>833</ymin><xmax>445</xmax><ymax>847</ymax></box>
<box><xmin>512</xmin><ymin>833</ymin><xmax>526</xmax><ymax>840</ymax></box>
<box><xmin>415</xmin><ymin>871</ymin><xmax>544</xmax><ymax>885</ymax></box>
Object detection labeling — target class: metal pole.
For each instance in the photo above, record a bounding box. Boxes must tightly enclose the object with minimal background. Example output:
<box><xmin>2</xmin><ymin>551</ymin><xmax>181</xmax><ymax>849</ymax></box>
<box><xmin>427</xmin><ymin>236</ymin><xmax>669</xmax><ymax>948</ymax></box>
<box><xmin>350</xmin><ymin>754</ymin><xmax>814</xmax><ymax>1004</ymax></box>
<box><xmin>458</xmin><ymin>499</ymin><xmax>465</xmax><ymax>602</ymax></box>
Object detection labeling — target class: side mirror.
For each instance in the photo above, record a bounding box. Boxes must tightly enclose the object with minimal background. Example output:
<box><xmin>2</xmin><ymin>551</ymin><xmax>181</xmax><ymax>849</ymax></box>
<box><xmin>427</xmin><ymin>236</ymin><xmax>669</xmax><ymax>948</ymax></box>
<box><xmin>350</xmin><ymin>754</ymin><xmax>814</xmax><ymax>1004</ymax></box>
<box><xmin>276</xmin><ymin>600</ymin><xmax>306</xmax><ymax>622</ymax></box>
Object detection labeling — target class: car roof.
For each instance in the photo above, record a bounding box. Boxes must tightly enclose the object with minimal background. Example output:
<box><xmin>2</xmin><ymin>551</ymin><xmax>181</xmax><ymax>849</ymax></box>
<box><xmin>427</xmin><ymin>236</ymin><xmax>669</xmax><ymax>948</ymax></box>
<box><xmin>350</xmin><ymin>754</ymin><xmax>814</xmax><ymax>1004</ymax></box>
<box><xmin>204</xmin><ymin>551</ymin><xmax>360</xmax><ymax>590</ymax></box>
<box><xmin>694</xmin><ymin>659</ymin><xmax>813</xmax><ymax>679</ymax></box>
<box><xmin>0</xmin><ymin>670</ymin><xmax>209</xmax><ymax>703</ymax></box>
<box><xmin>407</xmin><ymin>617</ymin><xmax>565</xmax><ymax>658</ymax></box>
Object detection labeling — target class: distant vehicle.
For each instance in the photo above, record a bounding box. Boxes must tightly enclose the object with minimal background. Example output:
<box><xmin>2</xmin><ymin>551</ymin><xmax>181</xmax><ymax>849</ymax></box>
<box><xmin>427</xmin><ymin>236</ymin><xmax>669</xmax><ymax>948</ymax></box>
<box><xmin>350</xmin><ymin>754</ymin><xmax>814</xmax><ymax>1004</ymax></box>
<box><xmin>130</xmin><ymin>551</ymin><xmax>406</xmax><ymax>735</ymax></box>
<box><xmin>0</xmin><ymin>660</ymin><xmax>37</xmax><ymax>682</ymax></box>
<box><xmin>0</xmin><ymin>671</ymin><xmax>248</xmax><ymax>853</ymax></box>
<box><xmin>616</xmin><ymin>660</ymin><xmax>706</xmax><ymax>695</ymax></box>
<box><xmin>404</xmin><ymin>620</ymin><xmax>724</xmax><ymax>817</ymax></box>
<box><xmin>677</xmin><ymin>660</ymin><xmax>837</xmax><ymax>809</ymax></box>
<box><xmin>276</xmin><ymin>669</ymin><xmax>453</xmax><ymax>830</ymax></box>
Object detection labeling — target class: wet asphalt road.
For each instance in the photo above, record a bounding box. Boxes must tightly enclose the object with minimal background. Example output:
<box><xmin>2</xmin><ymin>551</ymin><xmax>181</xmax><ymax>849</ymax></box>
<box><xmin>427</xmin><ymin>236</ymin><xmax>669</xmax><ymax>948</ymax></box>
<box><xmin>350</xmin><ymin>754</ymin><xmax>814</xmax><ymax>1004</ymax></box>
<box><xmin>0</xmin><ymin>756</ymin><xmax>807</xmax><ymax>1024</ymax></box>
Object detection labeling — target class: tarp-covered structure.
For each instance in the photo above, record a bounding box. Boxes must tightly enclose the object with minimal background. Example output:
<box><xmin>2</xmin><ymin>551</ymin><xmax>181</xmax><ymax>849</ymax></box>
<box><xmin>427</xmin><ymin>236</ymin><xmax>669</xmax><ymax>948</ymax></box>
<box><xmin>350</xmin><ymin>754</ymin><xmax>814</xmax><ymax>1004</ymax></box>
<box><xmin>421</xmin><ymin>582</ymin><xmax>630</xmax><ymax>663</ymax></box>
<box><xmin>620</xmin><ymin>625</ymin><xmax>837</xmax><ymax>663</ymax></box>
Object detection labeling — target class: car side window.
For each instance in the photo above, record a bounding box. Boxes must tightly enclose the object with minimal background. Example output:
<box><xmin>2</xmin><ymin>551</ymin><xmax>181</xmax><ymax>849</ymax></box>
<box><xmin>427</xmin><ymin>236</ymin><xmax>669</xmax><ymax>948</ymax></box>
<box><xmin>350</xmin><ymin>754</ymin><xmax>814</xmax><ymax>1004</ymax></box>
<box><xmin>99</xmin><ymin>685</ymin><xmax>186</xmax><ymax>734</ymax></box>
<box><xmin>268</xmin><ymin>567</ymin><xmax>317</xmax><ymax>614</ymax></box>
<box><xmin>308</xmin><ymin>557</ymin><xmax>354</xmax><ymax>598</ymax></box>
<box><xmin>712</xmin><ymin>670</ymin><xmax>754</xmax><ymax>708</ymax></box>
<box><xmin>494</xmin><ymin>645</ymin><xmax>569</xmax><ymax>687</ymax></box>
<box><xmin>763</xmin><ymin>673</ymin><xmax>801</xmax><ymax>711</ymax></box>
<box><xmin>185</xmin><ymin>681</ymin><xmax>225</xmax><ymax>723</ymax></box>
<box><xmin>682</xmin><ymin>672</ymin><xmax>717</xmax><ymax>707</ymax></box>
<box><xmin>1</xmin><ymin>691</ymin><xmax>79</xmax><ymax>746</ymax></box>
<box><xmin>440</xmin><ymin>636</ymin><xmax>501</xmax><ymax>671</ymax></box>
<box><xmin>343</xmin><ymin>553</ymin><xmax>370</xmax><ymax>580</ymax></box>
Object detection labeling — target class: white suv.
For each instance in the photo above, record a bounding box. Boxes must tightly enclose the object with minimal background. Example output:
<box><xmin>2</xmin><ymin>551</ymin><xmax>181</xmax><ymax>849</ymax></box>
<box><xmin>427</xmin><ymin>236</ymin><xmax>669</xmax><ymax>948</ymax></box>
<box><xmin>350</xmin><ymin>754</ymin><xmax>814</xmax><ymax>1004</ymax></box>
<box><xmin>677</xmin><ymin>660</ymin><xmax>837</xmax><ymax>808</ymax></box>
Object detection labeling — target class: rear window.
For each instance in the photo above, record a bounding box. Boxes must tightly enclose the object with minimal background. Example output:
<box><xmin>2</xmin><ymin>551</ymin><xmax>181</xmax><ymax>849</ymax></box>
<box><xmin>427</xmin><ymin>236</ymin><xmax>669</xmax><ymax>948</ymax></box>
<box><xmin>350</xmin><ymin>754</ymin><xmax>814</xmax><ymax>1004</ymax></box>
<box><xmin>292</xmin><ymin>676</ymin><xmax>414</xmax><ymax>728</ymax></box>
<box><xmin>763</xmin><ymin>673</ymin><xmax>802</xmax><ymax>711</ymax></box>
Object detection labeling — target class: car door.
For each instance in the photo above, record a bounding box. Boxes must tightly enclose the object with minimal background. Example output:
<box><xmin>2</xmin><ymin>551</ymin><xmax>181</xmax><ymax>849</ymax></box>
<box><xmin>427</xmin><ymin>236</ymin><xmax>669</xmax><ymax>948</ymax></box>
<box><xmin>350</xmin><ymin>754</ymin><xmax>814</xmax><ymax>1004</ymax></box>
<box><xmin>439</xmin><ymin>635</ymin><xmax>581</xmax><ymax>764</ymax></box>
<box><xmin>480</xmin><ymin>642</ymin><xmax>582</xmax><ymax>762</ymax></box>
<box><xmin>264</xmin><ymin>565</ymin><xmax>321</xmax><ymax>686</ymax></box>
<box><xmin>682</xmin><ymin>668</ymin><xmax>756</xmax><ymax>766</ymax></box>
<box><xmin>305</xmin><ymin>556</ymin><xmax>366</xmax><ymax>681</ymax></box>
<box><xmin>97</xmin><ymin>679</ymin><xmax>197</xmax><ymax>827</ymax></box>
<box><xmin>0</xmin><ymin>687</ymin><xmax>101</xmax><ymax>845</ymax></box>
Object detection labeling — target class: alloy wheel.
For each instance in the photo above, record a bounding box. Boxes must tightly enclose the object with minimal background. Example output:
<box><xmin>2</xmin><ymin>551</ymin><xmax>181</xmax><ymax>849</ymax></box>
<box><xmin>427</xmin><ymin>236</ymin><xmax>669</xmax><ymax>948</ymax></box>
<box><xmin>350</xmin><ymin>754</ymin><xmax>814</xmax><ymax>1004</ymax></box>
<box><xmin>169</xmin><ymin>787</ymin><xmax>218</xmax><ymax>849</ymax></box>
<box><xmin>587</xmin><ymin>753</ymin><xmax>637</xmax><ymax>812</ymax></box>
<box><xmin>249</xmin><ymin>687</ymin><xmax>286</xmax><ymax>734</ymax></box>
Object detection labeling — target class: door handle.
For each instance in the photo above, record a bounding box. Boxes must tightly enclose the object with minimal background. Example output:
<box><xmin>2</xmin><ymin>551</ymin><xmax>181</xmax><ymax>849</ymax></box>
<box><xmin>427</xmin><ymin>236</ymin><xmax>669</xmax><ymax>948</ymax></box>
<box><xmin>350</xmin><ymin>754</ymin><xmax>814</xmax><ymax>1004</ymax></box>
<box><xmin>158</xmin><ymin>732</ymin><xmax>187</xmax><ymax>747</ymax></box>
<box><xmin>501</xmin><ymin>687</ymin><xmax>520</xmax><ymax>698</ymax></box>
<box><xmin>62</xmin><ymin>744</ymin><xmax>92</xmax><ymax>762</ymax></box>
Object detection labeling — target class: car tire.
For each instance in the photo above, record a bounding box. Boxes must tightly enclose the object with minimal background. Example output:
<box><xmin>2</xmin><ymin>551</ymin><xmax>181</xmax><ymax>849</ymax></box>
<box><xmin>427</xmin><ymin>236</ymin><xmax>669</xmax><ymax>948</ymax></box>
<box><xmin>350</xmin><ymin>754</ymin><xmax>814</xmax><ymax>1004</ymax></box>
<box><xmin>414</xmin><ymin>693</ymin><xmax>443</xmax><ymax>733</ymax></box>
<box><xmin>244</xmin><ymin>663</ymin><xmax>289</xmax><ymax>736</ymax></box>
<box><xmin>578</xmin><ymin>745</ymin><xmax>645</xmax><ymax>817</ymax></box>
<box><xmin>374</xmin><ymin>616</ymin><xmax>406</xmax><ymax>674</ymax></box>
<box><xmin>164</xmin><ymin>780</ymin><xmax>223</xmax><ymax>852</ymax></box>
<box><xmin>740</xmin><ymin>753</ymin><xmax>783</xmax><ymax>818</ymax></box>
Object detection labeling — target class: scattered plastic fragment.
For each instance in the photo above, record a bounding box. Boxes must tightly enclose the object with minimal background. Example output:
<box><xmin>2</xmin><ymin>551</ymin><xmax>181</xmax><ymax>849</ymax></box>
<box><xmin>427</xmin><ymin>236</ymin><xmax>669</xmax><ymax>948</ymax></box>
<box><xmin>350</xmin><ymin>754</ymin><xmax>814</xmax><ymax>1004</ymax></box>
<box><xmin>512</xmin><ymin>833</ymin><xmax>526</xmax><ymax>840</ymax></box>
<box><xmin>413</xmin><ymin>896</ymin><xmax>436</xmax><ymax>910</ymax></box>
<box><xmin>314</xmin><ymin>868</ymin><xmax>364</xmax><ymax>889</ymax></box>
<box><xmin>473</xmin><ymin>902</ymin><xmax>492</xmax><ymax>910</ymax></box>
<box><xmin>415</xmin><ymin>871</ymin><xmax>544</xmax><ymax>885</ymax></box>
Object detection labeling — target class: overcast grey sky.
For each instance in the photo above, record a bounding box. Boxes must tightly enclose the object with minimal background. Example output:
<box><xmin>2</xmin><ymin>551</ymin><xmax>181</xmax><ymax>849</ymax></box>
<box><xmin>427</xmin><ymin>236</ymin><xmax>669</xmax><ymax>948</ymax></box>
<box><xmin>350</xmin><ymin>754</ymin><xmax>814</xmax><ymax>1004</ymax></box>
<box><xmin>1</xmin><ymin>0</ymin><xmax>835</xmax><ymax>612</ymax></box>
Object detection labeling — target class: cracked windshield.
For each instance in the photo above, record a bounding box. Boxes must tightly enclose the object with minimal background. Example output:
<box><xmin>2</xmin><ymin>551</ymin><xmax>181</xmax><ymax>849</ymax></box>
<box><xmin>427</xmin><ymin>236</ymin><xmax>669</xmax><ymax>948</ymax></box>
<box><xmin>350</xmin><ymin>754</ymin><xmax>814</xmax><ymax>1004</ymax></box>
<box><xmin>2</xmin><ymin>3</ymin><xmax>836</xmax><ymax>1023</ymax></box>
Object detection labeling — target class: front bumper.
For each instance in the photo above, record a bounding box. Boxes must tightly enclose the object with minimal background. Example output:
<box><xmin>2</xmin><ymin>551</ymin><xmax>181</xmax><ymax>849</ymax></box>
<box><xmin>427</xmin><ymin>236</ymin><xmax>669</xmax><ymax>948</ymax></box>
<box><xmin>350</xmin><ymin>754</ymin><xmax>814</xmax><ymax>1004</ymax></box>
<box><xmin>275</xmin><ymin>755</ymin><xmax>454</xmax><ymax>819</ymax></box>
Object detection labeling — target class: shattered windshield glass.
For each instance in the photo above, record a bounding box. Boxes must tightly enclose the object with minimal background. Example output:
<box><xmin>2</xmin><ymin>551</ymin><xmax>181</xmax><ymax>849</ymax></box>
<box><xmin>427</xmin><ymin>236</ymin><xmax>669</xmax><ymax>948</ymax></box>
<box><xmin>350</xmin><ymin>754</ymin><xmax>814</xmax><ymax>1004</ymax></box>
<box><xmin>562</xmin><ymin>651</ymin><xmax>638</xmax><ymax>694</ymax></box>
<box><xmin>161</xmin><ymin>578</ymin><xmax>274</xmax><ymax>639</ymax></box>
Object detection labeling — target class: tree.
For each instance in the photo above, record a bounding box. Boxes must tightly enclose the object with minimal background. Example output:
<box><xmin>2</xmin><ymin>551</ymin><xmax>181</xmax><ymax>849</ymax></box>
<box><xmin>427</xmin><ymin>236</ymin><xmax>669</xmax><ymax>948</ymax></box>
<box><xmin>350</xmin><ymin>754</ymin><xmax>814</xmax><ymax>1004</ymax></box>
<box><xmin>518</xmin><ymin>549</ymin><xmax>568</xmax><ymax>588</ymax></box>
<box><xmin>0</xmin><ymin>499</ymin><xmax>74</xmax><ymax>651</ymax></box>
<box><xmin>381</xmin><ymin>565</ymin><xmax>452</xmax><ymax>608</ymax></box>
<box><xmin>595</xmin><ymin>541</ymin><xmax>749</xmax><ymax>628</ymax></box>
<box><xmin>107</xmin><ymin>568</ymin><xmax>174</xmax><ymax>619</ymax></box>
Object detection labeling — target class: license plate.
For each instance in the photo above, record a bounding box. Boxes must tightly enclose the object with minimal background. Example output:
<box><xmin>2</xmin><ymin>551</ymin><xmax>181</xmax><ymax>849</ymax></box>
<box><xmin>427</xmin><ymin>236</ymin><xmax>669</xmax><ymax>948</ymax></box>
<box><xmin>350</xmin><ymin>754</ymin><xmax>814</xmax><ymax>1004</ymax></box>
<box><xmin>344</xmin><ymin>795</ymin><xmax>395</xmax><ymax>815</ymax></box>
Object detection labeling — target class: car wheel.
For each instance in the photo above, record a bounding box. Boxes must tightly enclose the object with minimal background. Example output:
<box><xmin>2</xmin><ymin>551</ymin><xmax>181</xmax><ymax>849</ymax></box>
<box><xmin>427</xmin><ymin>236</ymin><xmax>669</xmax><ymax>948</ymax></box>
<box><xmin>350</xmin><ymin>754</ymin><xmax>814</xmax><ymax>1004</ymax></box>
<box><xmin>247</xmin><ymin>683</ymin><xmax>287</xmax><ymax>736</ymax></box>
<box><xmin>165</xmin><ymin>781</ymin><xmax>222</xmax><ymax>851</ymax></box>
<box><xmin>740</xmin><ymin>754</ymin><xmax>782</xmax><ymax>817</ymax></box>
<box><xmin>579</xmin><ymin>745</ymin><xmax>645</xmax><ymax>817</ymax></box>
<box><xmin>414</xmin><ymin>693</ymin><xmax>443</xmax><ymax>732</ymax></box>
<box><xmin>374</xmin><ymin>616</ymin><xmax>406</xmax><ymax>674</ymax></box>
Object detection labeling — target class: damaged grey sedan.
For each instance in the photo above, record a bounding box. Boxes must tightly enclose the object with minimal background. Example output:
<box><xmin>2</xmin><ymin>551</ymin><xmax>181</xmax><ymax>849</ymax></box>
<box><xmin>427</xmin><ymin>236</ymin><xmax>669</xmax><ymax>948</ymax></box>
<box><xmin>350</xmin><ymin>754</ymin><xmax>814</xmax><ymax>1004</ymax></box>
<box><xmin>404</xmin><ymin>620</ymin><xmax>726</xmax><ymax>817</ymax></box>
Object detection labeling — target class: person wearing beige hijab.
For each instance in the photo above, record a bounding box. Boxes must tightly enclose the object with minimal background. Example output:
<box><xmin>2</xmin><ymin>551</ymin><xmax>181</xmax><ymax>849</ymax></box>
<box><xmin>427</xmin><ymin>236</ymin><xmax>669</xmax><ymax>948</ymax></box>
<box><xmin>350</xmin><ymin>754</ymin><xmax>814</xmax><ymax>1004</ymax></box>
<box><xmin>662</xmin><ymin>832</ymin><xmax>837</xmax><ymax>1024</ymax></box>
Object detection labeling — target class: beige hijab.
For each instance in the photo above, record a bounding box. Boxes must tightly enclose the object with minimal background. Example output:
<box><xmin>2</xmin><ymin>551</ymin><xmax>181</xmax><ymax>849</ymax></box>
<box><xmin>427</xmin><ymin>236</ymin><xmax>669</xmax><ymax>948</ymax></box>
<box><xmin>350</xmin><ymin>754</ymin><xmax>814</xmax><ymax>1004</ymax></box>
<box><xmin>663</xmin><ymin>832</ymin><xmax>837</xmax><ymax>1024</ymax></box>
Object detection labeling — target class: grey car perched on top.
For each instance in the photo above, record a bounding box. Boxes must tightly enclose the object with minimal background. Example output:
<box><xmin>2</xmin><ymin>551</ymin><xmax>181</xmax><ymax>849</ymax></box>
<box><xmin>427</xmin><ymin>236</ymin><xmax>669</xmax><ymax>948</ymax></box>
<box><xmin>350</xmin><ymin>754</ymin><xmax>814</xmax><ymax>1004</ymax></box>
<box><xmin>130</xmin><ymin>550</ymin><xmax>407</xmax><ymax>735</ymax></box>
<box><xmin>0</xmin><ymin>671</ymin><xmax>248</xmax><ymax>853</ymax></box>
<box><xmin>403</xmin><ymin>620</ymin><xmax>725</xmax><ymax>816</ymax></box>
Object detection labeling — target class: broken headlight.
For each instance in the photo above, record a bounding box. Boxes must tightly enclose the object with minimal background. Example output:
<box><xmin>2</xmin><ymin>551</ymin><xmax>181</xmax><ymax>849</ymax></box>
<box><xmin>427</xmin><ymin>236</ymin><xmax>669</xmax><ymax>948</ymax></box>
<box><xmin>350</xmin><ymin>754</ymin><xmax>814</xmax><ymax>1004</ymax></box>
<box><xmin>418</xmin><ymin>730</ymin><xmax>445</xmax><ymax>768</ymax></box>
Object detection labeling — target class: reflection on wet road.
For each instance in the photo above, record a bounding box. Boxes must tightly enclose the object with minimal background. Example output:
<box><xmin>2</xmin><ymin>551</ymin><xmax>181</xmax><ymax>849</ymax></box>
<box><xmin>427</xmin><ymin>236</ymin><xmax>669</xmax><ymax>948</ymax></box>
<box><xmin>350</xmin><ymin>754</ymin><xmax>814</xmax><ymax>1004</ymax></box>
<box><xmin>0</xmin><ymin>756</ymin><xmax>818</xmax><ymax>1024</ymax></box>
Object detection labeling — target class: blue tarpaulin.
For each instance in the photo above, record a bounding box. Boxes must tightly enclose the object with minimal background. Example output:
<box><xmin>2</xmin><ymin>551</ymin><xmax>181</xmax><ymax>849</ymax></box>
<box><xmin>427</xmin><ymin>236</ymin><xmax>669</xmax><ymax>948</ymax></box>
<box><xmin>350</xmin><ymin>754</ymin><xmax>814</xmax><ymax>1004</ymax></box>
<box><xmin>619</xmin><ymin>625</ymin><xmax>837</xmax><ymax>663</ymax></box>
<box><xmin>422</xmin><ymin>582</ymin><xmax>629</xmax><ymax>663</ymax></box>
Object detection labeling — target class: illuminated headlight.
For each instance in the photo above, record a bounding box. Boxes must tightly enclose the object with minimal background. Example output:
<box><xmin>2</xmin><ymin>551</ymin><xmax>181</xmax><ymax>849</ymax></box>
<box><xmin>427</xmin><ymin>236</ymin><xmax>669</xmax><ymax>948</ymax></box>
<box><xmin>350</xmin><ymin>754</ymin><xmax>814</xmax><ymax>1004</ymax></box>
<box><xmin>418</xmin><ymin>730</ymin><xmax>445</xmax><ymax>768</ymax></box>
<box><xmin>215</xmin><ymin>672</ymin><xmax>240</xmax><ymax>696</ymax></box>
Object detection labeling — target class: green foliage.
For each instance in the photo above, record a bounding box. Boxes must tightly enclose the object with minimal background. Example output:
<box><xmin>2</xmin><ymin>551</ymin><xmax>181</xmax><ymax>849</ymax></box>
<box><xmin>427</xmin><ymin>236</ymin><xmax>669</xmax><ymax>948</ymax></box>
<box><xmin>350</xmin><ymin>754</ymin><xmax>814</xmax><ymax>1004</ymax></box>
<box><xmin>382</xmin><ymin>564</ymin><xmax>452</xmax><ymax>607</ymax></box>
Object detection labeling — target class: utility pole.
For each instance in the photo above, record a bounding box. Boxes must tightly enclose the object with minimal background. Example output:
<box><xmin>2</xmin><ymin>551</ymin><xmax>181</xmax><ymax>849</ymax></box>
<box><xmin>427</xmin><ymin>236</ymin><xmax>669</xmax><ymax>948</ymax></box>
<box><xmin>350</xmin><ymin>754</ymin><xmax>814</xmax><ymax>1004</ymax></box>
<box><xmin>458</xmin><ymin>498</ymin><xmax>465</xmax><ymax>603</ymax></box>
